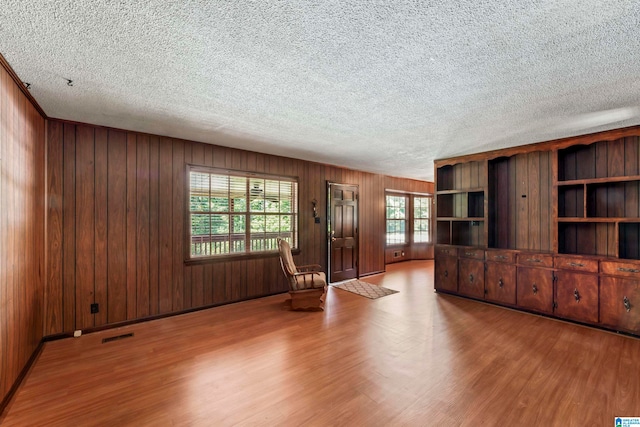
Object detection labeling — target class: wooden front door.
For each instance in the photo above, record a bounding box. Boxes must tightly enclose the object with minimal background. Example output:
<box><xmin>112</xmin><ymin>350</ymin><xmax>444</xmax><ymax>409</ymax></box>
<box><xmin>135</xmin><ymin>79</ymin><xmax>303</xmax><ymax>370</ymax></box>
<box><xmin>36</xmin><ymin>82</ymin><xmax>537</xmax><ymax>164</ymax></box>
<box><xmin>328</xmin><ymin>183</ymin><xmax>358</xmax><ymax>283</ymax></box>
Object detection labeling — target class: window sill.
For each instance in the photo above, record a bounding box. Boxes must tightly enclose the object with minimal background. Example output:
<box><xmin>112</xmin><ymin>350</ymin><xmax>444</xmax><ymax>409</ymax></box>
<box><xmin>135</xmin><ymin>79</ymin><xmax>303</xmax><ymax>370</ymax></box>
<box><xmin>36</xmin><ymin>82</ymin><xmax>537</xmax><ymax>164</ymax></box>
<box><xmin>185</xmin><ymin>248</ymin><xmax>301</xmax><ymax>265</ymax></box>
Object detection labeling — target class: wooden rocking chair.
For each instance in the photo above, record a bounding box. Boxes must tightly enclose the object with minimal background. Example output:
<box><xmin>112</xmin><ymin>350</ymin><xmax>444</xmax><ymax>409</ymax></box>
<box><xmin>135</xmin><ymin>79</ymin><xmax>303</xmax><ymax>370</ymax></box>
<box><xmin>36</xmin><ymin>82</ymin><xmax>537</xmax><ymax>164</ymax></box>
<box><xmin>277</xmin><ymin>238</ymin><xmax>327</xmax><ymax>310</ymax></box>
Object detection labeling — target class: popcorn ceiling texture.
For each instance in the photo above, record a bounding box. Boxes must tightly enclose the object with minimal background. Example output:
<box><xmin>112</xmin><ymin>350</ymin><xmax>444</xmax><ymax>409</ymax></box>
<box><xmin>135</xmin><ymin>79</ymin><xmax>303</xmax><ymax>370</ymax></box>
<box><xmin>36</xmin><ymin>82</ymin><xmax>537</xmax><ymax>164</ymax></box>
<box><xmin>2</xmin><ymin>1</ymin><xmax>640</xmax><ymax>180</ymax></box>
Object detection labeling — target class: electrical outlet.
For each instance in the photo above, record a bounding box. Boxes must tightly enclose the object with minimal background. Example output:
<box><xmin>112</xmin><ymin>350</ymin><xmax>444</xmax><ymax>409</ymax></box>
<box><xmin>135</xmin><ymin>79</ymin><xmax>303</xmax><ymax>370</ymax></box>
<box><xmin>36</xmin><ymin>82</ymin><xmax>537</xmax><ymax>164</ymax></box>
<box><xmin>90</xmin><ymin>303</ymin><xmax>99</xmax><ymax>314</ymax></box>
<box><xmin>73</xmin><ymin>330</ymin><xmax>82</xmax><ymax>338</ymax></box>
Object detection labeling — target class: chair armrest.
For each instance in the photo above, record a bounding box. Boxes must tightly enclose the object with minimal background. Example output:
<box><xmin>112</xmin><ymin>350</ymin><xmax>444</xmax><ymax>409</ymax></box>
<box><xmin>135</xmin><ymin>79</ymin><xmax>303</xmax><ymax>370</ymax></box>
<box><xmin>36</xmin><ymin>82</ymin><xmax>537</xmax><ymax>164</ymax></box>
<box><xmin>297</xmin><ymin>264</ymin><xmax>322</xmax><ymax>272</ymax></box>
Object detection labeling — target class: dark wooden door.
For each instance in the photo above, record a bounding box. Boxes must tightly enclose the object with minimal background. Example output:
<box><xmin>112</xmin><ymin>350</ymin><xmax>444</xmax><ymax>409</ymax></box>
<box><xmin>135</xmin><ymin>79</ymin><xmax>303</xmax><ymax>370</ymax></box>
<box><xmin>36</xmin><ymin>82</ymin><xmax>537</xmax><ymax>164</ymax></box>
<box><xmin>485</xmin><ymin>262</ymin><xmax>516</xmax><ymax>305</ymax></box>
<box><xmin>458</xmin><ymin>258</ymin><xmax>485</xmax><ymax>299</ymax></box>
<box><xmin>329</xmin><ymin>183</ymin><xmax>358</xmax><ymax>282</ymax></box>
<box><xmin>600</xmin><ymin>277</ymin><xmax>640</xmax><ymax>334</ymax></box>
<box><xmin>555</xmin><ymin>271</ymin><xmax>599</xmax><ymax>324</ymax></box>
<box><xmin>516</xmin><ymin>267</ymin><xmax>554</xmax><ymax>314</ymax></box>
<box><xmin>434</xmin><ymin>254</ymin><xmax>458</xmax><ymax>292</ymax></box>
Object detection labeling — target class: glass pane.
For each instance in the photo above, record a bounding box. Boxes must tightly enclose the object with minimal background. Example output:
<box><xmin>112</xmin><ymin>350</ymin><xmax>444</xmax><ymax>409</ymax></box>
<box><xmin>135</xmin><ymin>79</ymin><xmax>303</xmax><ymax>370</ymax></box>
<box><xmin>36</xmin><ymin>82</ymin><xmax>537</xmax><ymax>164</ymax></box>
<box><xmin>280</xmin><ymin>215</ymin><xmax>292</xmax><ymax>232</ymax></box>
<box><xmin>232</xmin><ymin>215</ymin><xmax>246</xmax><ymax>233</ymax></box>
<box><xmin>251</xmin><ymin>215</ymin><xmax>266</xmax><ymax>233</ymax></box>
<box><xmin>190</xmin><ymin>195</ymin><xmax>209</xmax><ymax>212</ymax></box>
<box><xmin>250</xmin><ymin>179</ymin><xmax>265</xmax><ymax>212</ymax></box>
<box><xmin>230</xmin><ymin>176</ymin><xmax>247</xmax><ymax>212</ymax></box>
<box><xmin>211</xmin><ymin>214</ymin><xmax>229</xmax><ymax>234</ymax></box>
<box><xmin>280</xmin><ymin>182</ymin><xmax>292</xmax><ymax>213</ymax></box>
<box><xmin>191</xmin><ymin>214</ymin><xmax>210</xmax><ymax>236</ymax></box>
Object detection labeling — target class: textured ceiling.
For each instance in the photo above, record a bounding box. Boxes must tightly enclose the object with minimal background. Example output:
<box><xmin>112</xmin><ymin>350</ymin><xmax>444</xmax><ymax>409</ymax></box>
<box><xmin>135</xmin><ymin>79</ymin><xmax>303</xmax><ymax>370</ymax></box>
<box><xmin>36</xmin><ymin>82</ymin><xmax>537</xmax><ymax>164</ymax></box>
<box><xmin>2</xmin><ymin>1</ymin><xmax>640</xmax><ymax>181</ymax></box>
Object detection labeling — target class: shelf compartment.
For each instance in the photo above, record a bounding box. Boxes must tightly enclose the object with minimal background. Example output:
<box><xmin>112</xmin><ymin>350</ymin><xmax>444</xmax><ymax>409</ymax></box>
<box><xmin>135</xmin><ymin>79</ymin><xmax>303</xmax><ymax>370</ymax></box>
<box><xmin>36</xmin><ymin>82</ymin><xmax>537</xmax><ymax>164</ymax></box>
<box><xmin>587</xmin><ymin>182</ymin><xmax>638</xmax><ymax>218</ymax></box>
<box><xmin>436</xmin><ymin>221</ymin><xmax>451</xmax><ymax>245</ymax></box>
<box><xmin>451</xmin><ymin>220</ymin><xmax>484</xmax><ymax>247</ymax></box>
<box><xmin>558</xmin><ymin>184</ymin><xmax>584</xmax><ymax>218</ymax></box>
<box><xmin>619</xmin><ymin>223</ymin><xmax>640</xmax><ymax>260</ymax></box>
<box><xmin>437</xmin><ymin>192</ymin><xmax>484</xmax><ymax>218</ymax></box>
<box><xmin>558</xmin><ymin>222</ymin><xmax>616</xmax><ymax>257</ymax></box>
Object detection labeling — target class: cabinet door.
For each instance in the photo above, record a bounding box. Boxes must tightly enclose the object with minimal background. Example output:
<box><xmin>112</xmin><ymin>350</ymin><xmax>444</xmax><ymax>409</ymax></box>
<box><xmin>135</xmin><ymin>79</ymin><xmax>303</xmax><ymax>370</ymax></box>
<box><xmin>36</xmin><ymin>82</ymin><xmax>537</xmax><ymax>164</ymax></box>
<box><xmin>517</xmin><ymin>267</ymin><xmax>554</xmax><ymax>314</ymax></box>
<box><xmin>458</xmin><ymin>258</ymin><xmax>485</xmax><ymax>299</ymax></box>
<box><xmin>600</xmin><ymin>277</ymin><xmax>640</xmax><ymax>334</ymax></box>
<box><xmin>485</xmin><ymin>262</ymin><xmax>516</xmax><ymax>305</ymax></box>
<box><xmin>435</xmin><ymin>255</ymin><xmax>458</xmax><ymax>292</ymax></box>
<box><xmin>555</xmin><ymin>271</ymin><xmax>599</xmax><ymax>324</ymax></box>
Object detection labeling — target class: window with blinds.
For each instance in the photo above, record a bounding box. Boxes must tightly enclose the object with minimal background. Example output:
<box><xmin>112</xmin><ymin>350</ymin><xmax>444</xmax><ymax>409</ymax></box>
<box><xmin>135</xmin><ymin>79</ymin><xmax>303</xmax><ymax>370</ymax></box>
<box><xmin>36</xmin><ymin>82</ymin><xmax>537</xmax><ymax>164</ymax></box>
<box><xmin>188</xmin><ymin>167</ymin><xmax>298</xmax><ymax>258</ymax></box>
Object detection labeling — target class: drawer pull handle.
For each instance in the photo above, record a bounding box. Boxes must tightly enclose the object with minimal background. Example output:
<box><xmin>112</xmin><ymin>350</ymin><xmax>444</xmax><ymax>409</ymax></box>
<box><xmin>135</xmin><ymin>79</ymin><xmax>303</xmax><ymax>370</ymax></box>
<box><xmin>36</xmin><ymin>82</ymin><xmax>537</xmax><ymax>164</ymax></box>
<box><xmin>618</xmin><ymin>267</ymin><xmax>640</xmax><ymax>274</ymax></box>
<box><xmin>574</xmin><ymin>288</ymin><xmax>580</xmax><ymax>302</ymax></box>
<box><xmin>532</xmin><ymin>284</ymin><xmax>538</xmax><ymax>295</ymax></box>
<box><xmin>498</xmin><ymin>278</ymin><xmax>504</xmax><ymax>288</ymax></box>
<box><xmin>469</xmin><ymin>274</ymin><xmax>474</xmax><ymax>283</ymax></box>
<box><xmin>526</xmin><ymin>258</ymin><xmax>542</xmax><ymax>263</ymax></box>
<box><xmin>624</xmin><ymin>296</ymin><xmax>631</xmax><ymax>312</ymax></box>
<box><xmin>569</xmin><ymin>262</ymin><xmax>585</xmax><ymax>268</ymax></box>
<box><xmin>465</xmin><ymin>252</ymin><xmax>475</xmax><ymax>257</ymax></box>
<box><xmin>494</xmin><ymin>255</ymin><xmax>507</xmax><ymax>260</ymax></box>
<box><xmin>444</xmin><ymin>270</ymin><xmax>448</xmax><ymax>278</ymax></box>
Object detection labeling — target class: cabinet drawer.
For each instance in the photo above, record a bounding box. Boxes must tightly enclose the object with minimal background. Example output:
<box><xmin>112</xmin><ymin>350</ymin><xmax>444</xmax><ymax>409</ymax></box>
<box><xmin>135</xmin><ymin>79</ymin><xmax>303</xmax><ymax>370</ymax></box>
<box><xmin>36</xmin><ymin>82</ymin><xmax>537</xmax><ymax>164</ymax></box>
<box><xmin>485</xmin><ymin>262</ymin><xmax>516</xmax><ymax>305</ymax></box>
<box><xmin>485</xmin><ymin>250</ymin><xmax>515</xmax><ymax>264</ymax></box>
<box><xmin>600</xmin><ymin>277</ymin><xmax>640</xmax><ymax>334</ymax></box>
<box><xmin>555</xmin><ymin>271</ymin><xmax>599</xmax><ymax>324</ymax></box>
<box><xmin>458</xmin><ymin>258</ymin><xmax>485</xmax><ymax>299</ymax></box>
<box><xmin>516</xmin><ymin>266</ymin><xmax>554</xmax><ymax>314</ymax></box>
<box><xmin>601</xmin><ymin>261</ymin><xmax>640</xmax><ymax>278</ymax></box>
<box><xmin>517</xmin><ymin>253</ymin><xmax>553</xmax><ymax>268</ymax></box>
<box><xmin>459</xmin><ymin>247</ymin><xmax>485</xmax><ymax>260</ymax></box>
<box><xmin>554</xmin><ymin>256</ymin><xmax>598</xmax><ymax>273</ymax></box>
<box><xmin>435</xmin><ymin>254</ymin><xmax>458</xmax><ymax>293</ymax></box>
<box><xmin>435</xmin><ymin>245</ymin><xmax>457</xmax><ymax>257</ymax></box>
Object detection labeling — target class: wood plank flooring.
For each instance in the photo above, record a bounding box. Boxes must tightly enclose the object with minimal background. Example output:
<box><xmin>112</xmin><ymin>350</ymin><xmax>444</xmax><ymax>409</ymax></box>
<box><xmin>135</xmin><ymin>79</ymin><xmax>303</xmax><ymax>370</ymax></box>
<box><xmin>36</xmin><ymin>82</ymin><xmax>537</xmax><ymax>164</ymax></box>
<box><xmin>2</xmin><ymin>260</ymin><xmax>640</xmax><ymax>425</ymax></box>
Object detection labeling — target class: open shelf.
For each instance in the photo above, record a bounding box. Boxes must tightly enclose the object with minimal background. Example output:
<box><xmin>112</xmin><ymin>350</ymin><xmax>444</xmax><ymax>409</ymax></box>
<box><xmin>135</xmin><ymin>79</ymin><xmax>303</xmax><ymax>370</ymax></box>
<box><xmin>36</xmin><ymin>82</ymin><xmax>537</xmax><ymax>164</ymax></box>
<box><xmin>619</xmin><ymin>223</ymin><xmax>640</xmax><ymax>260</ymax></box>
<box><xmin>437</xmin><ymin>191</ymin><xmax>484</xmax><ymax>218</ymax></box>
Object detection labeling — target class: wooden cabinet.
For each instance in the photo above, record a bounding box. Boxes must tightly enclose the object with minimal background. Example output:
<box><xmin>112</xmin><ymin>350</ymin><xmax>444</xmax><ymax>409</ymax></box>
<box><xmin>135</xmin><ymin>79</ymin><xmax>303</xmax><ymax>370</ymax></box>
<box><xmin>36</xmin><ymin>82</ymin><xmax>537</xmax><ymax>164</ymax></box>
<box><xmin>458</xmin><ymin>258</ymin><xmax>485</xmax><ymax>299</ymax></box>
<box><xmin>555</xmin><ymin>271</ymin><xmax>599</xmax><ymax>324</ymax></box>
<box><xmin>485</xmin><ymin>249</ymin><xmax>516</xmax><ymax>305</ymax></box>
<box><xmin>434</xmin><ymin>127</ymin><xmax>640</xmax><ymax>337</ymax></box>
<box><xmin>435</xmin><ymin>248</ymin><xmax>458</xmax><ymax>293</ymax></box>
<box><xmin>600</xmin><ymin>277</ymin><xmax>640</xmax><ymax>334</ymax></box>
<box><xmin>517</xmin><ymin>266</ymin><xmax>554</xmax><ymax>314</ymax></box>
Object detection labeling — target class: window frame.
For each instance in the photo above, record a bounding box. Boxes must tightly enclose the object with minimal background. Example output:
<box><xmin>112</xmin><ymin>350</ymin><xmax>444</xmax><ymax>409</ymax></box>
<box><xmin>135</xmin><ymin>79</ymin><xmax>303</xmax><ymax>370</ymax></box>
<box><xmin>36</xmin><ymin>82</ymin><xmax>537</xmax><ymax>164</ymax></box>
<box><xmin>413</xmin><ymin>195</ymin><xmax>432</xmax><ymax>244</ymax></box>
<box><xmin>385</xmin><ymin>191</ymin><xmax>433</xmax><ymax>247</ymax></box>
<box><xmin>186</xmin><ymin>165</ymin><xmax>299</xmax><ymax>263</ymax></box>
<box><xmin>385</xmin><ymin>194</ymin><xmax>408</xmax><ymax>246</ymax></box>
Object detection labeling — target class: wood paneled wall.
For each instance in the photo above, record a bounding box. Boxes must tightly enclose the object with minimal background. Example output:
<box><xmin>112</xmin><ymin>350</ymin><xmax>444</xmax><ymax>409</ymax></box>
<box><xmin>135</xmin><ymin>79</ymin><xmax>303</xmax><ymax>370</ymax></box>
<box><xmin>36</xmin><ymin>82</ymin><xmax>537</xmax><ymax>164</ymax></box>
<box><xmin>0</xmin><ymin>65</ymin><xmax>46</xmax><ymax>407</ymax></box>
<box><xmin>488</xmin><ymin>152</ymin><xmax>552</xmax><ymax>251</ymax></box>
<box><xmin>44</xmin><ymin>119</ymin><xmax>433</xmax><ymax>334</ymax></box>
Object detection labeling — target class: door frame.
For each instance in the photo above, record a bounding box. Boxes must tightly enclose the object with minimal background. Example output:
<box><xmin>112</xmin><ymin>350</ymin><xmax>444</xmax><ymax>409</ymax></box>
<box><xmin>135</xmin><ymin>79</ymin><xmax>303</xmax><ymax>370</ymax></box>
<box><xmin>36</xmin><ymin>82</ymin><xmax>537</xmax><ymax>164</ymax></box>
<box><xmin>327</xmin><ymin>181</ymin><xmax>359</xmax><ymax>283</ymax></box>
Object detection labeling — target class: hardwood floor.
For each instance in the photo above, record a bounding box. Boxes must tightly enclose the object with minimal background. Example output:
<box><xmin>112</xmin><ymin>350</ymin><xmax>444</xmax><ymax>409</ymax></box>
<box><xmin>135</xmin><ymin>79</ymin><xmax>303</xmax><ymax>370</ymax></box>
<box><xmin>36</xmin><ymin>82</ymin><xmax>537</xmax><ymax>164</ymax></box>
<box><xmin>2</xmin><ymin>260</ymin><xmax>640</xmax><ymax>425</ymax></box>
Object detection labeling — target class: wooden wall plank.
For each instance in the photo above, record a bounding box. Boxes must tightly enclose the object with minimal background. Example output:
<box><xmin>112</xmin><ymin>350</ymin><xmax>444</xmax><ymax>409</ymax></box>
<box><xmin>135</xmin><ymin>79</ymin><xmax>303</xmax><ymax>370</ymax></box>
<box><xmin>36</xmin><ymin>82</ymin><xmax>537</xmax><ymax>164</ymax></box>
<box><xmin>136</xmin><ymin>135</ymin><xmax>150</xmax><ymax>318</ymax></box>
<box><xmin>148</xmin><ymin>136</ymin><xmax>160</xmax><ymax>316</ymax></box>
<box><xmin>107</xmin><ymin>130</ymin><xmax>127</xmax><ymax>324</ymax></box>
<box><xmin>62</xmin><ymin>123</ymin><xmax>76</xmax><ymax>332</ymax></box>
<box><xmin>75</xmin><ymin>125</ymin><xmax>95</xmax><ymax>329</ymax></box>
<box><xmin>515</xmin><ymin>154</ymin><xmax>529</xmax><ymax>249</ymax></box>
<box><xmin>172</xmin><ymin>141</ymin><xmax>184</xmax><ymax>311</ymax></box>
<box><xmin>158</xmin><ymin>138</ymin><xmax>173</xmax><ymax>314</ymax></box>
<box><xmin>539</xmin><ymin>152</ymin><xmax>551</xmax><ymax>251</ymax></box>
<box><xmin>126</xmin><ymin>133</ymin><xmax>137</xmax><ymax>320</ymax></box>
<box><xmin>45</xmin><ymin>121</ymin><xmax>63</xmax><ymax>335</ymax></box>
<box><xmin>528</xmin><ymin>152</ymin><xmax>541</xmax><ymax>251</ymax></box>
<box><xmin>94</xmin><ymin>128</ymin><xmax>108</xmax><ymax>327</ymax></box>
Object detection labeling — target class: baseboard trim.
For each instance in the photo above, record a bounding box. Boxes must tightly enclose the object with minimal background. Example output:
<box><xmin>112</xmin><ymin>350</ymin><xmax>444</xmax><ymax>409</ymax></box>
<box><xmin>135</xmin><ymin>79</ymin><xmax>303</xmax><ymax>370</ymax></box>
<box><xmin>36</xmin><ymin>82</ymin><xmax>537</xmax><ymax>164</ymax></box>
<box><xmin>0</xmin><ymin>340</ymin><xmax>45</xmax><ymax>416</ymax></box>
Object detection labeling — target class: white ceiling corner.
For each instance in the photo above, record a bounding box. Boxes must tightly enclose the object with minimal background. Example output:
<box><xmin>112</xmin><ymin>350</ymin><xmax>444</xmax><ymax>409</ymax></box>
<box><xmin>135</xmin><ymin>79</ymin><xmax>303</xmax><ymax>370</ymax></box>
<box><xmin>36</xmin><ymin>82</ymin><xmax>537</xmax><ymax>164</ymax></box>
<box><xmin>2</xmin><ymin>0</ymin><xmax>640</xmax><ymax>181</ymax></box>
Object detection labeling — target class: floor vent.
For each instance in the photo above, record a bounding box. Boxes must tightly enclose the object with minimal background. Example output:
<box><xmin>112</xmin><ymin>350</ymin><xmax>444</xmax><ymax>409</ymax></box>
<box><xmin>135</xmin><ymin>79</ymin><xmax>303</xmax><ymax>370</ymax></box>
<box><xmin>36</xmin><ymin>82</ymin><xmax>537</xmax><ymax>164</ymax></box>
<box><xmin>102</xmin><ymin>333</ymin><xmax>134</xmax><ymax>344</ymax></box>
